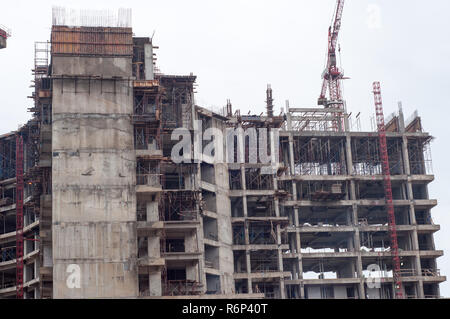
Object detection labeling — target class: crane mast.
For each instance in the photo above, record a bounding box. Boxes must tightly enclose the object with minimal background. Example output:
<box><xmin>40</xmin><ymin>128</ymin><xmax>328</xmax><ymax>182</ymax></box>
<box><xmin>0</xmin><ymin>25</ymin><xmax>11</xmax><ymax>50</ymax></box>
<box><xmin>318</xmin><ymin>0</ymin><xmax>346</xmax><ymax>116</ymax></box>
<box><xmin>373</xmin><ymin>82</ymin><xmax>404</xmax><ymax>299</ymax></box>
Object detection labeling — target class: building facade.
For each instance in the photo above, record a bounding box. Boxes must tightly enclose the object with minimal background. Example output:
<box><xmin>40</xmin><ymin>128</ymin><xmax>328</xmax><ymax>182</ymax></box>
<box><xmin>0</xmin><ymin>18</ymin><xmax>445</xmax><ymax>299</ymax></box>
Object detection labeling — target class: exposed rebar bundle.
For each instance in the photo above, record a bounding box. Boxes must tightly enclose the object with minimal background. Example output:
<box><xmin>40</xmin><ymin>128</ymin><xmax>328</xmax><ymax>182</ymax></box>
<box><xmin>52</xmin><ymin>6</ymin><xmax>132</xmax><ymax>28</ymax></box>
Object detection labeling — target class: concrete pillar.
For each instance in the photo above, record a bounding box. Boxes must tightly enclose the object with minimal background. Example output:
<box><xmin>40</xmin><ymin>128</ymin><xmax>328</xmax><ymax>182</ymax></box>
<box><xmin>345</xmin><ymin>135</ymin><xmax>354</xmax><ymax>176</ymax></box>
<box><xmin>144</xmin><ymin>43</ymin><xmax>154</xmax><ymax>80</ymax></box>
<box><xmin>146</xmin><ymin>201</ymin><xmax>159</xmax><ymax>222</ymax></box>
<box><xmin>276</xmin><ymin>224</ymin><xmax>286</xmax><ymax>299</ymax></box>
<box><xmin>147</xmin><ymin>236</ymin><xmax>160</xmax><ymax>257</ymax></box>
<box><xmin>400</xmin><ymin>135</ymin><xmax>424</xmax><ymax>298</ymax></box>
<box><xmin>149</xmin><ymin>271</ymin><xmax>162</xmax><ymax>296</ymax></box>
<box><xmin>186</xmin><ymin>263</ymin><xmax>198</xmax><ymax>281</ymax></box>
<box><xmin>146</xmin><ymin>199</ymin><xmax>162</xmax><ymax>296</ymax></box>
<box><xmin>274</xmin><ymin>199</ymin><xmax>280</xmax><ymax>217</ymax></box>
<box><xmin>398</xmin><ymin>102</ymin><xmax>406</xmax><ymax>133</ymax></box>
<box><xmin>185</xmin><ymin>231</ymin><xmax>197</xmax><ymax>253</ymax></box>
<box><xmin>288</xmin><ymin>136</ymin><xmax>295</xmax><ymax>176</ymax></box>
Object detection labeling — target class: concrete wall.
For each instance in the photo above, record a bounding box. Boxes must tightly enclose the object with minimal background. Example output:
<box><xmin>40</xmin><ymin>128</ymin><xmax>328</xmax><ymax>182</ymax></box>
<box><xmin>334</xmin><ymin>286</ymin><xmax>348</xmax><ymax>299</ymax></box>
<box><xmin>215</xmin><ymin>163</ymin><xmax>235</xmax><ymax>294</ymax></box>
<box><xmin>307</xmin><ymin>286</ymin><xmax>321</xmax><ymax>299</ymax></box>
<box><xmin>52</xmin><ymin>55</ymin><xmax>138</xmax><ymax>298</ymax></box>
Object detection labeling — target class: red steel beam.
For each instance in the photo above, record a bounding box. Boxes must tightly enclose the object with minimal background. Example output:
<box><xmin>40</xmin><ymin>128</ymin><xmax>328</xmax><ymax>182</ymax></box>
<box><xmin>373</xmin><ymin>81</ymin><xmax>403</xmax><ymax>299</ymax></box>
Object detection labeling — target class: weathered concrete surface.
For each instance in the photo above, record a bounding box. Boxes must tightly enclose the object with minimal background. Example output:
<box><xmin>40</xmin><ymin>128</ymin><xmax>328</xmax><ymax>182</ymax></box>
<box><xmin>216</xmin><ymin>190</ymin><xmax>239</xmax><ymax>294</ymax></box>
<box><xmin>52</xmin><ymin>55</ymin><xmax>138</xmax><ymax>298</ymax></box>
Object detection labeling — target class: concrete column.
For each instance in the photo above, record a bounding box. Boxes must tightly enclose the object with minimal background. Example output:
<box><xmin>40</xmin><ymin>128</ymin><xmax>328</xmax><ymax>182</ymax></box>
<box><xmin>147</xmin><ymin>234</ymin><xmax>162</xmax><ymax>295</ymax></box>
<box><xmin>242</xmin><ymin>197</ymin><xmax>252</xmax><ymax>292</ymax></box>
<box><xmin>146</xmin><ymin>201</ymin><xmax>159</xmax><ymax>222</ymax></box>
<box><xmin>274</xmin><ymin>198</ymin><xmax>280</xmax><ymax>217</ymax></box>
<box><xmin>185</xmin><ymin>231</ymin><xmax>197</xmax><ymax>253</ymax></box>
<box><xmin>286</xmin><ymin>114</ymin><xmax>305</xmax><ymax>298</ymax></box>
<box><xmin>288</xmin><ymin>135</ymin><xmax>295</xmax><ymax>176</ymax></box>
<box><xmin>146</xmin><ymin>199</ymin><xmax>162</xmax><ymax>296</ymax></box>
<box><xmin>144</xmin><ymin>43</ymin><xmax>154</xmax><ymax>80</ymax></box>
<box><xmin>345</xmin><ymin>135</ymin><xmax>354</xmax><ymax>176</ymax></box>
<box><xmin>401</xmin><ymin>136</ymin><xmax>424</xmax><ymax>298</ymax></box>
<box><xmin>198</xmin><ymin>225</ymin><xmax>207</xmax><ymax>294</ymax></box>
<box><xmin>416</xmin><ymin>260</ymin><xmax>425</xmax><ymax>298</ymax></box>
<box><xmin>398</xmin><ymin>103</ymin><xmax>405</xmax><ymax>132</ymax></box>
<box><xmin>186</xmin><ymin>263</ymin><xmax>198</xmax><ymax>282</ymax></box>
<box><xmin>149</xmin><ymin>271</ymin><xmax>162</xmax><ymax>296</ymax></box>
<box><xmin>276</xmin><ymin>225</ymin><xmax>286</xmax><ymax>299</ymax></box>
<box><xmin>344</xmin><ymin>137</ymin><xmax>365</xmax><ymax>298</ymax></box>
<box><xmin>246</xmin><ymin>248</ymin><xmax>252</xmax><ymax>294</ymax></box>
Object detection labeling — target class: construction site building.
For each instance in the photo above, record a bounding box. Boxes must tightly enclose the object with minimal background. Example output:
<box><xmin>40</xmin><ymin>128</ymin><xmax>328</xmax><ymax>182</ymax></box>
<box><xmin>0</xmin><ymin>11</ymin><xmax>445</xmax><ymax>299</ymax></box>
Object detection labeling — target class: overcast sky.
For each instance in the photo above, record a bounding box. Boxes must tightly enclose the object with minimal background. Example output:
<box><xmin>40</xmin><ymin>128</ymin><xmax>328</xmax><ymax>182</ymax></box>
<box><xmin>1</xmin><ymin>0</ymin><xmax>449</xmax><ymax>297</ymax></box>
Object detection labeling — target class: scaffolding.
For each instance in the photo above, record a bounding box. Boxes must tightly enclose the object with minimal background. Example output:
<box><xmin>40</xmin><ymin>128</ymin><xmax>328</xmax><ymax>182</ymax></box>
<box><xmin>289</xmin><ymin>108</ymin><xmax>346</xmax><ymax>132</ymax></box>
<box><xmin>293</xmin><ymin>137</ymin><xmax>347</xmax><ymax>175</ymax></box>
<box><xmin>351</xmin><ymin>137</ymin><xmax>403</xmax><ymax>176</ymax></box>
<box><xmin>163</xmin><ymin>280</ymin><xmax>202</xmax><ymax>296</ymax></box>
<box><xmin>408</xmin><ymin>137</ymin><xmax>433</xmax><ymax>175</ymax></box>
<box><xmin>160</xmin><ymin>191</ymin><xmax>199</xmax><ymax>221</ymax></box>
<box><xmin>245</xmin><ymin>168</ymin><xmax>273</xmax><ymax>190</ymax></box>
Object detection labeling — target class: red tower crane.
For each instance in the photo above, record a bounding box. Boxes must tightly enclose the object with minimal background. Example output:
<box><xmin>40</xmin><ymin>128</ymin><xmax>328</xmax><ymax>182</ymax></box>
<box><xmin>372</xmin><ymin>81</ymin><xmax>403</xmax><ymax>299</ymax></box>
<box><xmin>15</xmin><ymin>135</ymin><xmax>24</xmax><ymax>299</ymax></box>
<box><xmin>0</xmin><ymin>25</ymin><xmax>11</xmax><ymax>39</ymax></box>
<box><xmin>0</xmin><ymin>25</ymin><xmax>11</xmax><ymax>50</ymax></box>
<box><xmin>318</xmin><ymin>0</ymin><xmax>347</xmax><ymax>132</ymax></box>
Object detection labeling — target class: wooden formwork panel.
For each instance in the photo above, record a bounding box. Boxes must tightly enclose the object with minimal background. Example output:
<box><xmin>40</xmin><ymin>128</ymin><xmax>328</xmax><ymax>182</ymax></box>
<box><xmin>51</xmin><ymin>26</ymin><xmax>133</xmax><ymax>56</ymax></box>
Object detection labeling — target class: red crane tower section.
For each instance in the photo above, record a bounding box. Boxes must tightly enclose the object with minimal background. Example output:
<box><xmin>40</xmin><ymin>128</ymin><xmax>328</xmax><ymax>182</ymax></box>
<box><xmin>319</xmin><ymin>0</ymin><xmax>345</xmax><ymax>106</ymax></box>
<box><xmin>0</xmin><ymin>25</ymin><xmax>11</xmax><ymax>39</ymax></box>
<box><xmin>372</xmin><ymin>82</ymin><xmax>403</xmax><ymax>299</ymax></box>
<box><xmin>15</xmin><ymin>135</ymin><xmax>24</xmax><ymax>299</ymax></box>
<box><xmin>318</xmin><ymin>0</ymin><xmax>346</xmax><ymax>131</ymax></box>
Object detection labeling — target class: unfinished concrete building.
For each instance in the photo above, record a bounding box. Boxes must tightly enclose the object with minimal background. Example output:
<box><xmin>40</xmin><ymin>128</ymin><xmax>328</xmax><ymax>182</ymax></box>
<box><xmin>0</xmin><ymin>9</ymin><xmax>446</xmax><ymax>299</ymax></box>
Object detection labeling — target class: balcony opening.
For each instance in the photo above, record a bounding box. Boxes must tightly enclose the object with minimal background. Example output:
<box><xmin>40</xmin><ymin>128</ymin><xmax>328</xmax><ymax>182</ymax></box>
<box><xmin>231</xmin><ymin>197</ymin><xmax>244</xmax><ymax>218</ymax></box>
<box><xmin>229</xmin><ymin>170</ymin><xmax>242</xmax><ymax>190</ymax></box>
<box><xmin>297</xmin><ymin>181</ymin><xmax>348</xmax><ymax>201</ymax></box>
<box><xmin>234</xmin><ymin>279</ymin><xmax>248</xmax><ymax>294</ymax></box>
<box><xmin>203</xmin><ymin>216</ymin><xmax>218</xmax><ymax>241</ymax></box>
<box><xmin>412</xmin><ymin>183</ymin><xmax>428</xmax><ymax>200</ymax></box>
<box><xmin>165</xmin><ymin>239</ymin><xmax>185</xmax><ymax>253</ymax></box>
<box><xmin>233</xmin><ymin>250</ymin><xmax>247</xmax><ymax>273</ymax></box>
<box><xmin>246</xmin><ymin>196</ymin><xmax>275</xmax><ymax>218</ymax></box>
<box><xmin>201</xmin><ymin>163</ymin><xmax>215</xmax><ymax>185</ymax></box>
<box><xmin>206</xmin><ymin>274</ymin><xmax>220</xmax><ymax>294</ymax></box>
<box><xmin>299</xmin><ymin>206</ymin><xmax>351</xmax><ymax>227</ymax></box>
<box><xmin>204</xmin><ymin>245</ymin><xmax>219</xmax><ymax>269</ymax></box>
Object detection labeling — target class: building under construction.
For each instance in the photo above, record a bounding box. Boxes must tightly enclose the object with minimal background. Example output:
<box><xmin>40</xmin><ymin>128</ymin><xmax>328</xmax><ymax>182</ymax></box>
<box><xmin>0</xmin><ymin>7</ymin><xmax>445</xmax><ymax>299</ymax></box>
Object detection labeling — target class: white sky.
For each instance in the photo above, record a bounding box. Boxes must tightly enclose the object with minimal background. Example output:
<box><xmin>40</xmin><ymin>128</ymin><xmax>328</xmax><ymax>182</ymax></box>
<box><xmin>1</xmin><ymin>0</ymin><xmax>449</xmax><ymax>297</ymax></box>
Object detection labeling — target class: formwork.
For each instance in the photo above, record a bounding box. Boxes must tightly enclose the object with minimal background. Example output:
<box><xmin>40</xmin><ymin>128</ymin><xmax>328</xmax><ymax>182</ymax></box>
<box><xmin>51</xmin><ymin>26</ymin><xmax>133</xmax><ymax>56</ymax></box>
